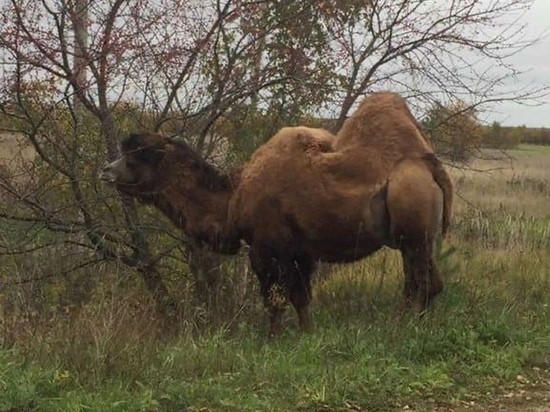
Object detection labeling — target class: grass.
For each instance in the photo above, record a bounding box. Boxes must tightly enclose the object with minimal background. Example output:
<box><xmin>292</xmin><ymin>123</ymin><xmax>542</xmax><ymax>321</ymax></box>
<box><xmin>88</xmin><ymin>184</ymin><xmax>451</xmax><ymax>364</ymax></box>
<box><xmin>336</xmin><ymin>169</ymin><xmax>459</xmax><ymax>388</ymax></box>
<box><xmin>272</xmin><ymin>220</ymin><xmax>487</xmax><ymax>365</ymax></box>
<box><xmin>513</xmin><ymin>144</ymin><xmax>550</xmax><ymax>154</ymax></box>
<box><xmin>1</xmin><ymin>144</ymin><xmax>550</xmax><ymax>411</ymax></box>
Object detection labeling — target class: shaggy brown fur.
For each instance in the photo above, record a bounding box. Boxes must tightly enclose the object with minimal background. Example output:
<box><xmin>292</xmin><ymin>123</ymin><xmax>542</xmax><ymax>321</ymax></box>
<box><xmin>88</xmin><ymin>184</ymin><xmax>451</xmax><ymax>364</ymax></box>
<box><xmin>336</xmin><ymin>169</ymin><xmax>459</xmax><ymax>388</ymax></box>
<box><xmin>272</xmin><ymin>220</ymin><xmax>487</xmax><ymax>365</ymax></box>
<box><xmin>333</xmin><ymin>92</ymin><xmax>453</xmax><ymax>237</ymax></box>
<box><xmin>100</xmin><ymin>92</ymin><xmax>453</xmax><ymax>337</ymax></box>
<box><xmin>101</xmin><ymin>133</ymin><xmax>242</xmax><ymax>253</ymax></box>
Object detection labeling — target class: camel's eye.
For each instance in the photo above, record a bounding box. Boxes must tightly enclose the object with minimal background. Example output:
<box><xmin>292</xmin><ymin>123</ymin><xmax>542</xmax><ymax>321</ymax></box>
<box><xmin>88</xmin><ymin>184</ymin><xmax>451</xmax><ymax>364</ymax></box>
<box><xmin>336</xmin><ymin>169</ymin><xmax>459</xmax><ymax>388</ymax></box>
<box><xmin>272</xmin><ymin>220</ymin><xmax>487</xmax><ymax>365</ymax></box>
<box><xmin>126</xmin><ymin>157</ymin><xmax>140</xmax><ymax>170</ymax></box>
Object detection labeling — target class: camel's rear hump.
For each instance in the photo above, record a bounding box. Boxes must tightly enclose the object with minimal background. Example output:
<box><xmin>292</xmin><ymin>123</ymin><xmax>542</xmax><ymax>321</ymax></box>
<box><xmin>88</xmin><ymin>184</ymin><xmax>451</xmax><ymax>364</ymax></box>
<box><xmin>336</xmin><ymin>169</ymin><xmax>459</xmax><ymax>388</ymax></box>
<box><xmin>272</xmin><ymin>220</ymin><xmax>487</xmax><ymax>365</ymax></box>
<box><xmin>334</xmin><ymin>92</ymin><xmax>432</xmax><ymax>156</ymax></box>
<box><xmin>386</xmin><ymin>158</ymin><xmax>445</xmax><ymax>242</ymax></box>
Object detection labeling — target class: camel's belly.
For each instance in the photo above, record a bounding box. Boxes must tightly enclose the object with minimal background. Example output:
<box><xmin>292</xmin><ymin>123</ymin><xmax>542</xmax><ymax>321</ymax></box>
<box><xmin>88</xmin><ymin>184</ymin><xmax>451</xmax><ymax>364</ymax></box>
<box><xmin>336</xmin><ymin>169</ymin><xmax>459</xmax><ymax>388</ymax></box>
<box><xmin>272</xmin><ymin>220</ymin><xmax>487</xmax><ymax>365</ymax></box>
<box><xmin>308</xmin><ymin>240</ymin><xmax>383</xmax><ymax>263</ymax></box>
<box><xmin>301</xmin><ymin>220</ymin><xmax>386</xmax><ymax>263</ymax></box>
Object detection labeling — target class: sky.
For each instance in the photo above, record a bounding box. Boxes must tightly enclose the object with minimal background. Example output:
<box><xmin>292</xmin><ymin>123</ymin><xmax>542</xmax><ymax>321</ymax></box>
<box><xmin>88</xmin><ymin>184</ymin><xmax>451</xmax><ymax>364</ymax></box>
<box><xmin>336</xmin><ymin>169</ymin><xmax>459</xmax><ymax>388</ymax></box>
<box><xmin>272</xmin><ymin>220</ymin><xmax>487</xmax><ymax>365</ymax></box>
<box><xmin>486</xmin><ymin>0</ymin><xmax>550</xmax><ymax>127</ymax></box>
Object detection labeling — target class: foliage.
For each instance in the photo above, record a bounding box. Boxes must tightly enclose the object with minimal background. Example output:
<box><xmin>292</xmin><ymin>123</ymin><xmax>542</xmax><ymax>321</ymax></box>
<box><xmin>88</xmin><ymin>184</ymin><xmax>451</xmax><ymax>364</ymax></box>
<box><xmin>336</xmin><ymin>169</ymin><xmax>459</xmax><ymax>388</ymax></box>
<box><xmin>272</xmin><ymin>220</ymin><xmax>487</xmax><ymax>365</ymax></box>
<box><xmin>494</xmin><ymin>125</ymin><xmax>550</xmax><ymax>147</ymax></box>
<box><xmin>433</xmin><ymin>122</ymin><xmax>550</xmax><ymax>151</ymax></box>
<box><xmin>482</xmin><ymin>122</ymin><xmax>520</xmax><ymax>149</ymax></box>
<box><xmin>422</xmin><ymin>101</ymin><xmax>484</xmax><ymax>161</ymax></box>
<box><xmin>520</xmin><ymin>126</ymin><xmax>550</xmax><ymax>145</ymax></box>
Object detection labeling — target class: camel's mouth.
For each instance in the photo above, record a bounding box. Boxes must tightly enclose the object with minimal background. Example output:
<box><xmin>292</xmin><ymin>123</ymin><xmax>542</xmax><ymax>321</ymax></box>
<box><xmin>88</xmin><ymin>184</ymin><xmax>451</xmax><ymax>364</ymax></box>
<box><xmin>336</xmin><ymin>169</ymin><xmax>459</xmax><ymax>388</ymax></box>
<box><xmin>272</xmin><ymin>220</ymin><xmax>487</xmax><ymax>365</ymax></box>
<box><xmin>99</xmin><ymin>159</ymin><xmax>124</xmax><ymax>185</ymax></box>
<box><xmin>98</xmin><ymin>170</ymin><xmax>142</xmax><ymax>190</ymax></box>
<box><xmin>99</xmin><ymin>170</ymin><xmax>116</xmax><ymax>184</ymax></box>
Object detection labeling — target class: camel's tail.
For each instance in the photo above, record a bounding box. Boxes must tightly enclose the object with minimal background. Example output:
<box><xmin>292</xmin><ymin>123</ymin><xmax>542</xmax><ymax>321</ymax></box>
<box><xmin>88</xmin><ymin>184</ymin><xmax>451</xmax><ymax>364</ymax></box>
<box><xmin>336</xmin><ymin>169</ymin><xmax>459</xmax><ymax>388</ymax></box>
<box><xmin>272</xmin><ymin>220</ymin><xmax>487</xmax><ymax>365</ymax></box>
<box><xmin>422</xmin><ymin>153</ymin><xmax>454</xmax><ymax>238</ymax></box>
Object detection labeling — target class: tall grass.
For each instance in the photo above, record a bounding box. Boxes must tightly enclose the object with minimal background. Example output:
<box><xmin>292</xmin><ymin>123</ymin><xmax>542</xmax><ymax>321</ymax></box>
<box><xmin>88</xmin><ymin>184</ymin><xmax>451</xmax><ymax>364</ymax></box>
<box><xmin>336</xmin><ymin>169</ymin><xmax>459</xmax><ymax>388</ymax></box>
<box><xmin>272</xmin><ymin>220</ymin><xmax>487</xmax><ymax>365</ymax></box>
<box><xmin>1</xmin><ymin>146</ymin><xmax>549</xmax><ymax>411</ymax></box>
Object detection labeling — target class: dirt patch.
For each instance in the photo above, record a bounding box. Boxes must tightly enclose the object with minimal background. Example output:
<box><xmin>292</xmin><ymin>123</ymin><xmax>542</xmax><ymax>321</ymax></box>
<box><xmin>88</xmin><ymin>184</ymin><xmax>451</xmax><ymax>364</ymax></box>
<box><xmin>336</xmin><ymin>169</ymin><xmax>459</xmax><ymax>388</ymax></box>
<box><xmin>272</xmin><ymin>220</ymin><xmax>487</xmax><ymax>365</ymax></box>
<box><xmin>425</xmin><ymin>367</ymin><xmax>550</xmax><ymax>412</ymax></box>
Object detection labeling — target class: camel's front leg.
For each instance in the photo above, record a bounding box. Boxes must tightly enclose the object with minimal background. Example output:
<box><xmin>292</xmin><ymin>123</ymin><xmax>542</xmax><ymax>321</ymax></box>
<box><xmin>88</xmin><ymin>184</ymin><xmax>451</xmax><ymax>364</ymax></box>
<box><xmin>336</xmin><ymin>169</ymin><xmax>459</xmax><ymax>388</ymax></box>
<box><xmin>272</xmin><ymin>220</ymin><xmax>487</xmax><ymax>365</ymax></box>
<box><xmin>249</xmin><ymin>245</ymin><xmax>290</xmax><ymax>337</ymax></box>
<box><xmin>264</xmin><ymin>281</ymin><xmax>288</xmax><ymax>337</ymax></box>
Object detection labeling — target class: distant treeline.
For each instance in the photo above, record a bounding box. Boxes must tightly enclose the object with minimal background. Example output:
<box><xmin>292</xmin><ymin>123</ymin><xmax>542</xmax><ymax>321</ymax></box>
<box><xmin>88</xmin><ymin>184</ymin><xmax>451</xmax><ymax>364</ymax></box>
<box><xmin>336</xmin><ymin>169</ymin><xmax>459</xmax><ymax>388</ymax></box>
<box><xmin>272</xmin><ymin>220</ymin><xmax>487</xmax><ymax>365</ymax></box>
<box><xmin>1</xmin><ymin>104</ymin><xmax>548</xmax><ymax>162</ymax></box>
<box><xmin>480</xmin><ymin>122</ymin><xmax>550</xmax><ymax>148</ymax></box>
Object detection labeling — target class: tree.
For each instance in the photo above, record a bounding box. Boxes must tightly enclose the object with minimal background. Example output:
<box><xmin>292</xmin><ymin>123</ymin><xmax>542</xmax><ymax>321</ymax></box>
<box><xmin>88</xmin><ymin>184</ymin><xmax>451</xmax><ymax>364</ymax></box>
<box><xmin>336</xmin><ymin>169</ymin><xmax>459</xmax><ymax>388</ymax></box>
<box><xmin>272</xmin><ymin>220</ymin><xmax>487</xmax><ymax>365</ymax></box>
<box><xmin>482</xmin><ymin>121</ymin><xmax>521</xmax><ymax>149</ymax></box>
<box><xmin>422</xmin><ymin>100</ymin><xmax>483</xmax><ymax>162</ymax></box>
<box><xmin>488</xmin><ymin>121</ymin><xmax>505</xmax><ymax>148</ymax></box>
<box><xmin>313</xmin><ymin>0</ymin><xmax>544</xmax><ymax>130</ymax></box>
<box><xmin>0</xmin><ymin>0</ymin><xmax>337</xmax><ymax>320</ymax></box>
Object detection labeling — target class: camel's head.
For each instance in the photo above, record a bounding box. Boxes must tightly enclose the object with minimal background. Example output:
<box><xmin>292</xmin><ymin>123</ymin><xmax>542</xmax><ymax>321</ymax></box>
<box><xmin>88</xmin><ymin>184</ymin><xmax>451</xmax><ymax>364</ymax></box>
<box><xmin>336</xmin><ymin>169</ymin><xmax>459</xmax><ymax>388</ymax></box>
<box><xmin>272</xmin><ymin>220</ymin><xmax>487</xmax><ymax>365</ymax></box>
<box><xmin>100</xmin><ymin>132</ymin><xmax>174</xmax><ymax>196</ymax></box>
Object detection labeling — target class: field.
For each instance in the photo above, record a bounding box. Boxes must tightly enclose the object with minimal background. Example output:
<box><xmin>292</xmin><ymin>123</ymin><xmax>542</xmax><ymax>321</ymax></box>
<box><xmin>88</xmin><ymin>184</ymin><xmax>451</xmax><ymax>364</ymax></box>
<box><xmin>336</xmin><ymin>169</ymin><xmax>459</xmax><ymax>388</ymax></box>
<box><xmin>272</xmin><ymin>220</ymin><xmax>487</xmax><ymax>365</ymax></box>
<box><xmin>1</xmin><ymin>145</ymin><xmax>549</xmax><ymax>411</ymax></box>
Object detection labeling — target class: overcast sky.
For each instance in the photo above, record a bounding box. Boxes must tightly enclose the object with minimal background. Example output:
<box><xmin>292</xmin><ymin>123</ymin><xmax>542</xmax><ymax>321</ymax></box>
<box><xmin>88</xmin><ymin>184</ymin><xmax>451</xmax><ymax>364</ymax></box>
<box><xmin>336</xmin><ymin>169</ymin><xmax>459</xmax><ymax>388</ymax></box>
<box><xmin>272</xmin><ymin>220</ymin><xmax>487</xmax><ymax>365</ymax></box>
<box><xmin>486</xmin><ymin>1</ymin><xmax>550</xmax><ymax>127</ymax></box>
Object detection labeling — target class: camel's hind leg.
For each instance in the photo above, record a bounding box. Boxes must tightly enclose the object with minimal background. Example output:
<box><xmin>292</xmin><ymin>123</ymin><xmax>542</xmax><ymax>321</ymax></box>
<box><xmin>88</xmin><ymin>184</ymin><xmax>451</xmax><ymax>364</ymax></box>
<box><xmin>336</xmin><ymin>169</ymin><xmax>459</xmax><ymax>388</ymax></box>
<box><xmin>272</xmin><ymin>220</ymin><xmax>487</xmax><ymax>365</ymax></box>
<box><xmin>400</xmin><ymin>249</ymin><xmax>417</xmax><ymax>307</ymax></box>
<box><xmin>400</xmin><ymin>241</ymin><xmax>443</xmax><ymax>311</ymax></box>
<box><xmin>387</xmin><ymin>158</ymin><xmax>445</xmax><ymax>311</ymax></box>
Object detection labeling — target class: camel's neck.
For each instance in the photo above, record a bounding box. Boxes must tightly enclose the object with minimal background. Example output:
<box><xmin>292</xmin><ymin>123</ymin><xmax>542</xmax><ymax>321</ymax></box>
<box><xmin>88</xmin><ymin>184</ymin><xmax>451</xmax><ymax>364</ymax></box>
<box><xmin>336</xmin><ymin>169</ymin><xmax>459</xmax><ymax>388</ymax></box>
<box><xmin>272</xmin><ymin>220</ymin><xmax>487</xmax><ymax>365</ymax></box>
<box><xmin>145</xmin><ymin>164</ymin><xmax>242</xmax><ymax>255</ymax></box>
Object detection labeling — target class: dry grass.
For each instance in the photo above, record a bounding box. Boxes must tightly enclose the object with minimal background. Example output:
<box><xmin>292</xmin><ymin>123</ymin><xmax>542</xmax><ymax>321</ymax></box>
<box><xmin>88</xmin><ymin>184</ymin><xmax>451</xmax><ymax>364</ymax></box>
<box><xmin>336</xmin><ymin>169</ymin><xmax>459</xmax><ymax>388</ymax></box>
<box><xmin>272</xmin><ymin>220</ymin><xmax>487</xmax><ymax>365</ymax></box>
<box><xmin>450</xmin><ymin>146</ymin><xmax>549</xmax><ymax>217</ymax></box>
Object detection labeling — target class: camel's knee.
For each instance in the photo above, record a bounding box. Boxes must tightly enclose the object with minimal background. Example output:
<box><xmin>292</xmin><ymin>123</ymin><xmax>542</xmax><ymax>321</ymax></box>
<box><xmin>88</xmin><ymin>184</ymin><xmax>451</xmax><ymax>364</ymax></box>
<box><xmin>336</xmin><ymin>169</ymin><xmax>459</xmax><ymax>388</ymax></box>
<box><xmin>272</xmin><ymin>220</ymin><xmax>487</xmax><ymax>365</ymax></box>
<box><xmin>252</xmin><ymin>257</ymin><xmax>289</xmax><ymax>337</ymax></box>
<box><xmin>402</xmin><ymin>267</ymin><xmax>417</xmax><ymax>300</ymax></box>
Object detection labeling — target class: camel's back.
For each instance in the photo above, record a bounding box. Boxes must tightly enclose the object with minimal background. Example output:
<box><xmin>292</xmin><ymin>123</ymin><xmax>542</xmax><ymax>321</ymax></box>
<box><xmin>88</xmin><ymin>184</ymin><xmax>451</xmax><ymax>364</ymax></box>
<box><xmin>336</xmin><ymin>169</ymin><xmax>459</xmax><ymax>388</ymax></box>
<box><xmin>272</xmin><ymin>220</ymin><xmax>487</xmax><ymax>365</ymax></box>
<box><xmin>230</xmin><ymin>126</ymin><xmax>390</xmax><ymax>259</ymax></box>
<box><xmin>257</xmin><ymin>126</ymin><xmax>333</xmax><ymax>156</ymax></box>
<box><xmin>229</xmin><ymin>127</ymin><xmax>364</xmax><ymax>235</ymax></box>
<box><xmin>239</xmin><ymin>124</ymin><xmax>329</xmax><ymax>175</ymax></box>
<box><xmin>334</xmin><ymin>92</ymin><xmax>432</xmax><ymax>157</ymax></box>
<box><xmin>231</xmin><ymin>126</ymin><xmax>334</xmax><ymax>202</ymax></box>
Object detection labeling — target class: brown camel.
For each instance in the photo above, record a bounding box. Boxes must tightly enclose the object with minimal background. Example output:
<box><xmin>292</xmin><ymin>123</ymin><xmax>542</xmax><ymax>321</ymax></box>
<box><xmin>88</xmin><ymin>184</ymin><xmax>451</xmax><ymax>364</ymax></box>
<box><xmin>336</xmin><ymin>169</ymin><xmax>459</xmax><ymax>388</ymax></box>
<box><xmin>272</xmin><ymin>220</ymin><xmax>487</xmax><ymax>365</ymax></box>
<box><xmin>100</xmin><ymin>92</ymin><xmax>453</xmax><ymax>337</ymax></box>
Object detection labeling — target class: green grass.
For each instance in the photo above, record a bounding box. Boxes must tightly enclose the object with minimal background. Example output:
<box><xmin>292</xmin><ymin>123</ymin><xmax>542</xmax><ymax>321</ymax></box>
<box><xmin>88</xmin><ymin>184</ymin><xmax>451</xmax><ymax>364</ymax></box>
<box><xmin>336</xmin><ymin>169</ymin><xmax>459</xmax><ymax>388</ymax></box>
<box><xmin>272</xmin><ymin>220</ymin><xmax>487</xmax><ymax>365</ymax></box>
<box><xmin>2</xmin><ymin>237</ymin><xmax>549</xmax><ymax>411</ymax></box>
<box><xmin>513</xmin><ymin>144</ymin><xmax>550</xmax><ymax>154</ymax></box>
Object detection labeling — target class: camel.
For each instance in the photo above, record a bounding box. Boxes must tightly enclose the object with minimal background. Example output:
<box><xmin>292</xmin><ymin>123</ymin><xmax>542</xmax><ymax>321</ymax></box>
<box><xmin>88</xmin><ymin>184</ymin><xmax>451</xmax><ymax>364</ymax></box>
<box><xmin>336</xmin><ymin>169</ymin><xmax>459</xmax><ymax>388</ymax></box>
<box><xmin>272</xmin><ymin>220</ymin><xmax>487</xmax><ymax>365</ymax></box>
<box><xmin>100</xmin><ymin>92</ymin><xmax>453</xmax><ymax>337</ymax></box>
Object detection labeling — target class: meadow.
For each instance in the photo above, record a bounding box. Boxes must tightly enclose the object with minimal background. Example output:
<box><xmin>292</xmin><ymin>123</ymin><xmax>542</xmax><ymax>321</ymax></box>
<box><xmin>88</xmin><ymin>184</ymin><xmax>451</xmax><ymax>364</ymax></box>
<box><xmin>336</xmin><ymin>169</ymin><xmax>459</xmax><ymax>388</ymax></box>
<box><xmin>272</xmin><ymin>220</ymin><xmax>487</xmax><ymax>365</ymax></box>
<box><xmin>1</xmin><ymin>145</ymin><xmax>549</xmax><ymax>411</ymax></box>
